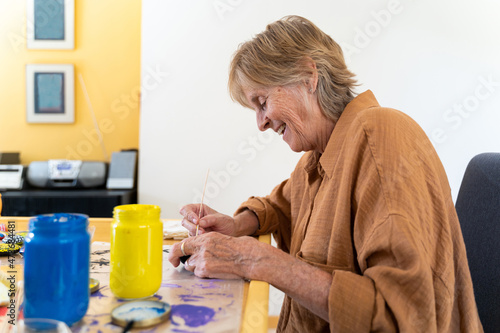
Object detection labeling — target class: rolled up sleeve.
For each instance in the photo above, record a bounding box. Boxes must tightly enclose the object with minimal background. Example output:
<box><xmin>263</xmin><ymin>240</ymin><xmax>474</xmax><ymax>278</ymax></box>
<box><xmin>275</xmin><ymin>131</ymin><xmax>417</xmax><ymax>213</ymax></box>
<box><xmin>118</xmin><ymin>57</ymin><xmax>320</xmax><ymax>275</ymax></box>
<box><xmin>235</xmin><ymin>178</ymin><xmax>292</xmax><ymax>252</ymax></box>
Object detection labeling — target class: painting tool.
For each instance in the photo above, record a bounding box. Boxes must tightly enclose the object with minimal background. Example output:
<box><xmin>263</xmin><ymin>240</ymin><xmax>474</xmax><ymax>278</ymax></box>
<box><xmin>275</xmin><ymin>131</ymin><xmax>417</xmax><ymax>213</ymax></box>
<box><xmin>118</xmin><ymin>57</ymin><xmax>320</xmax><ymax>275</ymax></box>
<box><xmin>196</xmin><ymin>168</ymin><xmax>210</xmax><ymax>237</ymax></box>
<box><xmin>122</xmin><ymin>320</ymin><xmax>134</xmax><ymax>333</ymax></box>
<box><xmin>111</xmin><ymin>300</ymin><xmax>171</xmax><ymax>329</ymax></box>
<box><xmin>180</xmin><ymin>169</ymin><xmax>209</xmax><ymax>264</ymax></box>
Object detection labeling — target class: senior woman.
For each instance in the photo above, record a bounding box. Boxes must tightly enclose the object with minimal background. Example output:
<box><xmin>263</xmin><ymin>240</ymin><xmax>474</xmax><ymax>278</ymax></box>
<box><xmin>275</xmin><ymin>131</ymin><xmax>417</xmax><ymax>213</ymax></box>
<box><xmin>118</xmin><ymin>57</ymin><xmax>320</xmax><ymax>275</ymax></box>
<box><xmin>168</xmin><ymin>16</ymin><xmax>482</xmax><ymax>332</ymax></box>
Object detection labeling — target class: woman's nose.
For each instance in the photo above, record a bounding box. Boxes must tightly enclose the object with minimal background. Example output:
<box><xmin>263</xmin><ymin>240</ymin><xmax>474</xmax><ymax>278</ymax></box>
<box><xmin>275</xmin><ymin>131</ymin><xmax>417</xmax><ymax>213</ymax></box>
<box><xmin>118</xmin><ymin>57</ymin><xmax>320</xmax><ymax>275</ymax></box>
<box><xmin>256</xmin><ymin>111</ymin><xmax>270</xmax><ymax>131</ymax></box>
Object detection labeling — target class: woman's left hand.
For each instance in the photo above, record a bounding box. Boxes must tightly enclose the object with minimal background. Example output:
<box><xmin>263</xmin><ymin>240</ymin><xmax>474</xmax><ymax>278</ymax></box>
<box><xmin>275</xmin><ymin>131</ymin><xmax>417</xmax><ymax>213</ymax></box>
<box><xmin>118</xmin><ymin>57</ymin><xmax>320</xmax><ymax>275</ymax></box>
<box><xmin>169</xmin><ymin>231</ymin><xmax>333</xmax><ymax>322</ymax></box>
<box><xmin>168</xmin><ymin>232</ymin><xmax>260</xmax><ymax>280</ymax></box>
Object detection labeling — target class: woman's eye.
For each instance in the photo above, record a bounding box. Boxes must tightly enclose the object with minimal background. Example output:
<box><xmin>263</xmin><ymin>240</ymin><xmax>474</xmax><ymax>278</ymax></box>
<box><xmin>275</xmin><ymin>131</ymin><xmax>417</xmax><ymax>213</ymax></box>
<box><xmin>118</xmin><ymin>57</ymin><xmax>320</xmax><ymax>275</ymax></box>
<box><xmin>260</xmin><ymin>100</ymin><xmax>267</xmax><ymax>110</ymax></box>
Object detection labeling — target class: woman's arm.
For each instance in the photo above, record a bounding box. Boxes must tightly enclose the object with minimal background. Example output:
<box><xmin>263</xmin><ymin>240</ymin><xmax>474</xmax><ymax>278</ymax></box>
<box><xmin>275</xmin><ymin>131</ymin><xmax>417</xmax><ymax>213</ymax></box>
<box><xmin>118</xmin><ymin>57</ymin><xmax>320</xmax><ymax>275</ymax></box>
<box><xmin>250</xmin><ymin>239</ymin><xmax>332</xmax><ymax>321</ymax></box>
<box><xmin>168</xmin><ymin>232</ymin><xmax>332</xmax><ymax>321</ymax></box>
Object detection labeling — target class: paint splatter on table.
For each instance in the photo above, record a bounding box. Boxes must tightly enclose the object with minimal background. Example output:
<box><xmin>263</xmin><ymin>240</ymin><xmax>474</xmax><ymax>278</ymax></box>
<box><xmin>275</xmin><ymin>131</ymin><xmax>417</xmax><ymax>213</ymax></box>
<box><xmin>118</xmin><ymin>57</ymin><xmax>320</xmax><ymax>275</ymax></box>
<box><xmin>69</xmin><ymin>242</ymin><xmax>244</xmax><ymax>332</ymax></box>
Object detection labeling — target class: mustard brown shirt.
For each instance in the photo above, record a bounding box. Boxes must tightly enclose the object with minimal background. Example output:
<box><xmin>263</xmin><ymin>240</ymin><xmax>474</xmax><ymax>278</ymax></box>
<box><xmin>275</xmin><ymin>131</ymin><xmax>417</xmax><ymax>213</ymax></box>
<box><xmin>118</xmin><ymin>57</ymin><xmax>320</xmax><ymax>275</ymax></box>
<box><xmin>236</xmin><ymin>90</ymin><xmax>482</xmax><ymax>332</ymax></box>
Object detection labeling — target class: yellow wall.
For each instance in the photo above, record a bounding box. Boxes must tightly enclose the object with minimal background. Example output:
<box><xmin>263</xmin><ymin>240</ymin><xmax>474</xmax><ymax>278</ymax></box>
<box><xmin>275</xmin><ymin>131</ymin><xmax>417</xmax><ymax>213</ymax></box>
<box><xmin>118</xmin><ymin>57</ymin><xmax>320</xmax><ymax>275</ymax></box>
<box><xmin>0</xmin><ymin>0</ymin><xmax>141</xmax><ymax>164</ymax></box>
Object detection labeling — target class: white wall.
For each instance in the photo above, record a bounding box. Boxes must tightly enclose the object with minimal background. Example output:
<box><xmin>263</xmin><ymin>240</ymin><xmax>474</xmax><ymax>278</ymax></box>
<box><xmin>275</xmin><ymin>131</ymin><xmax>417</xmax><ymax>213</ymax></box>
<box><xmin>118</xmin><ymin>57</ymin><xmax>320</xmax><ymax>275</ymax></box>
<box><xmin>141</xmin><ymin>0</ymin><xmax>500</xmax><ymax>318</ymax></box>
<box><xmin>140</xmin><ymin>0</ymin><xmax>500</xmax><ymax>218</ymax></box>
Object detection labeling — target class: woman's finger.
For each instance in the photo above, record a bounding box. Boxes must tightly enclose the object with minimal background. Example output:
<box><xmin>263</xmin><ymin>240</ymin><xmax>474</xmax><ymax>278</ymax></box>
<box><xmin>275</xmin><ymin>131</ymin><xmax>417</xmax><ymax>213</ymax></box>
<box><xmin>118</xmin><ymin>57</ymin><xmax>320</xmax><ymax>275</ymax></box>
<box><xmin>198</xmin><ymin>213</ymin><xmax>236</xmax><ymax>236</ymax></box>
<box><xmin>180</xmin><ymin>216</ymin><xmax>197</xmax><ymax>235</ymax></box>
<box><xmin>180</xmin><ymin>204</ymin><xmax>217</xmax><ymax>220</ymax></box>
<box><xmin>180</xmin><ymin>204</ymin><xmax>202</xmax><ymax>220</ymax></box>
<box><xmin>184</xmin><ymin>257</ymin><xmax>195</xmax><ymax>272</ymax></box>
<box><xmin>167</xmin><ymin>243</ymin><xmax>181</xmax><ymax>267</ymax></box>
<box><xmin>168</xmin><ymin>239</ymin><xmax>193</xmax><ymax>267</ymax></box>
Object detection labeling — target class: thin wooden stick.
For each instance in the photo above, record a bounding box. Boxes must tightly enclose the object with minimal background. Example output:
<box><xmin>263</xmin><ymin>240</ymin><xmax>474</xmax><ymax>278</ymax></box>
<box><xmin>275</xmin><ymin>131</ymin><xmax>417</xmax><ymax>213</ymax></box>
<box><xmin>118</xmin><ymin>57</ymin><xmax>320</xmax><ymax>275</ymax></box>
<box><xmin>196</xmin><ymin>169</ymin><xmax>210</xmax><ymax>236</ymax></box>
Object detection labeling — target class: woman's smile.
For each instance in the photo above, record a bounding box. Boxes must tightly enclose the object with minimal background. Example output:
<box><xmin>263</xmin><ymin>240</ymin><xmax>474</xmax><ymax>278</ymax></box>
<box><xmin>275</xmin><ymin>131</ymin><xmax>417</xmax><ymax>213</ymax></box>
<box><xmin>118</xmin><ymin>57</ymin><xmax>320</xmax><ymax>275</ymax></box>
<box><xmin>244</xmin><ymin>85</ymin><xmax>334</xmax><ymax>153</ymax></box>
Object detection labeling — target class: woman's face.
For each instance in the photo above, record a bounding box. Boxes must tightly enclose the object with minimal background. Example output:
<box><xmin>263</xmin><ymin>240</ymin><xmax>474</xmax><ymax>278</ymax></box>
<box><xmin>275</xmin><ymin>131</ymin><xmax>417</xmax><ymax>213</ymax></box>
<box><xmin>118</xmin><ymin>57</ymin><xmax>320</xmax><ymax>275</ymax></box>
<box><xmin>244</xmin><ymin>85</ymin><xmax>333</xmax><ymax>153</ymax></box>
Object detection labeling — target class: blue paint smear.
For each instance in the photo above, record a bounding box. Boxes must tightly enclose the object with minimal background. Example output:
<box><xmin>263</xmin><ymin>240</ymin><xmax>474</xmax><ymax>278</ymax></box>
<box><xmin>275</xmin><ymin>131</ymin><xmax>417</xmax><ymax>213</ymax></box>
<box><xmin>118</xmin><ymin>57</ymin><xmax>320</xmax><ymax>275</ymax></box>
<box><xmin>162</xmin><ymin>283</ymin><xmax>182</xmax><ymax>288</ymax></box>
<box><xmin>172</xmin><ymin>329</ymin><xmax>200</xmax><ymax>333</ymax></box>
<box><xmin>171</xmin><ymin>304</ymin><xmax>215</xmax><ymax>328</ymax></box>
<box><xmin>116</xmin><ymin>306</ymin><xmax>166</xmax><ymax>321</ymax></box>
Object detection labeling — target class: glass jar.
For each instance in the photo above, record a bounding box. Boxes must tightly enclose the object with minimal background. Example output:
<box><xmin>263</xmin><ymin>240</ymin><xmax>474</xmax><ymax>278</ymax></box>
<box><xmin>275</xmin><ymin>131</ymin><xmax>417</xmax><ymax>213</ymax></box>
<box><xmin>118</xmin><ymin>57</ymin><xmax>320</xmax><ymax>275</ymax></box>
<box><xmin>110</xmin><ymin>204</ymin><xmax>163</xmax><ymax>299</ymax></box>
<box><xmin>24</xmin><ymin>213</ymin><xmax>90</xmax><ymax>326</ymax></box>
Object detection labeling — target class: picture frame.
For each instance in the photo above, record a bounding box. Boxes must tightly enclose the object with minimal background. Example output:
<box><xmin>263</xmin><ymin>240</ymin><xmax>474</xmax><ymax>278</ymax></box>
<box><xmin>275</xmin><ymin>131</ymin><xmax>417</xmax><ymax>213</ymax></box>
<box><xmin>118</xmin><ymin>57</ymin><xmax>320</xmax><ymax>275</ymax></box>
<box><xmin>26</xmin><ymin>64</ymin><xmax>75</xmax><ymax>124</ymax></box>
<box><xmin>26</xmin><ymin>0</ymin><xmax>75</xmax><ymax>49</ymax></box>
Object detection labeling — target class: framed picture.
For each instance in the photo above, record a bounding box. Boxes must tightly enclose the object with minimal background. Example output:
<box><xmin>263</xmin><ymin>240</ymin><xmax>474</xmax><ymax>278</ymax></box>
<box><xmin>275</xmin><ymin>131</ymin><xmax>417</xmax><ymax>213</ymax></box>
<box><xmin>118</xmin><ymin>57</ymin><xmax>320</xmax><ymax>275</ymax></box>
<box><xmin>26</xmin><ymin>0</ymin><xmax>75</xmax><ymax>49</ymax></box>
<box><xmin>26</xmin><ymin>64</ymin><xmax>75</xmax><ymax>123</ymax></box>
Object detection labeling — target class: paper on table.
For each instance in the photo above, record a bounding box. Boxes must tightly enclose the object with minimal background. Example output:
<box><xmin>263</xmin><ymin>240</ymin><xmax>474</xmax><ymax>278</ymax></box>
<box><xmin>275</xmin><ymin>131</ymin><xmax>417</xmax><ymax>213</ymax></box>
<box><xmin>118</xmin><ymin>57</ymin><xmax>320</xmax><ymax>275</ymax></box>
<box><xmin>163</xmin><ymin>219</ymin><xmax>188</xmax><ymax>240</ymax></box>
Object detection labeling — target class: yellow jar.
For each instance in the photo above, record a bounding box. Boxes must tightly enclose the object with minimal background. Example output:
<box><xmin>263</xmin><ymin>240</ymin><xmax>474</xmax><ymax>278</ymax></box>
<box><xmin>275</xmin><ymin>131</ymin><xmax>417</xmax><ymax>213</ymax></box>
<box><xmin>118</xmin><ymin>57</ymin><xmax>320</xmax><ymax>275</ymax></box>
<box><xmin>110</xmin><ymin>204</ymin><xmax>163</xmax><ymax>299</ymax></box>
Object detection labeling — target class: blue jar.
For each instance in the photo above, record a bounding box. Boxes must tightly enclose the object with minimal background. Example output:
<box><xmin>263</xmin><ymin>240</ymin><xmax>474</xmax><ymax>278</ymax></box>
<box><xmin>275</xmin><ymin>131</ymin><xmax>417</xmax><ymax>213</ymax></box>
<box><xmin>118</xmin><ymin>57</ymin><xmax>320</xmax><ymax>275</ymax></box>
<box><xmin>24</xmin><ymin>213</ymin><xmax>90</xmax><ymax>326</ymax></box>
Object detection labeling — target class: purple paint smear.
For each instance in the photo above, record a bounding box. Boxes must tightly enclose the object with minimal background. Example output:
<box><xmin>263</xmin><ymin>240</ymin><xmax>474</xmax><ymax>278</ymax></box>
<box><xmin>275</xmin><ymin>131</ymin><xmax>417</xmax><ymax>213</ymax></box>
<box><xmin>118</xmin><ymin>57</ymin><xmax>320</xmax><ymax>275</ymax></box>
<box><xmin>162</xmin><ymin>283</ymin><xmax>182</xmax><ymax>288</ymax></box>
<box><xmin>193</xmin><ymin>281</ymin><xmax>218</xmax><ymax>289</ymax></box>
<box><xmin>91</xmin><ymin>289</ymin><xmax>107</xmax><ymax>298</ymax></box>
<box><xmin>91</xmin><ymin>285</ymin><xmax>109</xmax><ymax>298</ymax></box>
<box><xmin>204</xmin><ymin>292</ymin><xmax>231</xmax><ymax>297</ymax></box>
<box><xmin>171</xmin><ymin>304</ymin><xmax>216</xmax><ymax>328</ymax></box>
<box><xmin>178</xmin><ymin>294</ymin><xmax>204</xmax><ymax>302</ymax></box>
<box><xmin>86</xmin><ymin>313</ymin><xmax>110</xmax><ymax>318</ymax></box>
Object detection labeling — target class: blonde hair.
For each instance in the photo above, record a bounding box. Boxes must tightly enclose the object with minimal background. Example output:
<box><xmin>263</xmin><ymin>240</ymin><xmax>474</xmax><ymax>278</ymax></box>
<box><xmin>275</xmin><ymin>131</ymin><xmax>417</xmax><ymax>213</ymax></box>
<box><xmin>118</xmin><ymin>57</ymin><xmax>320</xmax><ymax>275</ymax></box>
<box><xmin>228</xmin><ymin>15</ymin><xmax>357</xmax><ymax>121</ymax></box>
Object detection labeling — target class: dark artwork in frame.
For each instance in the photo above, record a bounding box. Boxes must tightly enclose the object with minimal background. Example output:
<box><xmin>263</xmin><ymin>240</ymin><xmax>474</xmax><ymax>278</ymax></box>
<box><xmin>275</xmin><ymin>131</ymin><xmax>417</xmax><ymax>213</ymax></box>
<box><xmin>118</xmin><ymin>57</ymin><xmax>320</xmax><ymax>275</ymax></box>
<box><xmin>26</xmin><ymin>63</ymin><xmax>74</xmax><ymax>123</ymax></box>
<box><xmin>34</xmin><ymin>72</ymin><xmax>65</xmax><ymax>114</ymax></box>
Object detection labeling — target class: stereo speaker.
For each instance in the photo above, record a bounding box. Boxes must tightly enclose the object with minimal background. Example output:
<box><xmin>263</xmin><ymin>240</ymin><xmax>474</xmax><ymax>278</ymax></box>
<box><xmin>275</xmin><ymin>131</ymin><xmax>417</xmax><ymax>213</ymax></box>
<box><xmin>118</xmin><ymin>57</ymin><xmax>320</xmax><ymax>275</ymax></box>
<box><xmin>106</xmin><ymin>151</ymin><xmax>137</xmax><ymax>189</ymax></box>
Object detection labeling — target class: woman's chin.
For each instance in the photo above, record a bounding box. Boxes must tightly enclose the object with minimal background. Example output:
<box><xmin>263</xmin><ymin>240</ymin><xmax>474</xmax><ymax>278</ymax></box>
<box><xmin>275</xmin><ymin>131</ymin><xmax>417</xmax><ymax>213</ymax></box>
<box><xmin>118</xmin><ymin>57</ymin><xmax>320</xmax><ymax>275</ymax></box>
<box><xmin>282</xmin><ymin>133</ymin><xmax>304</xmax><ymax>152</ymax></box>
<box><xmin>286</xmin><ymin>141</ymin><xmax>303</xmax><ymax>153</ymax></box>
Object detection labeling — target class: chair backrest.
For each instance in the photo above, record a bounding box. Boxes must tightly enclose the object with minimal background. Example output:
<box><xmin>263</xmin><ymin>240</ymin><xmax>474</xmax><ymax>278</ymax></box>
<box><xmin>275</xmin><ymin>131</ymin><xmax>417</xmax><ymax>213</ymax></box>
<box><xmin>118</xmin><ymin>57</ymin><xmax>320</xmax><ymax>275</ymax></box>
<box><xmin>455</xmin><ymin>153</ymin><xmax>500</xmax><ymax>332</ymax></box>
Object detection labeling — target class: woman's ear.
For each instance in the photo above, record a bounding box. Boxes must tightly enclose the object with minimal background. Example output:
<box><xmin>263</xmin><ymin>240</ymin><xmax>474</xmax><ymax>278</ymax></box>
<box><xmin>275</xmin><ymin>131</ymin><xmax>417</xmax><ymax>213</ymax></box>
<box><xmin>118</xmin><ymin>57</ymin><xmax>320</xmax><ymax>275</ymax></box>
<box><xmin>301</xmin><ymin>56</ymin><xmax>318</xmax><ymax>93</ymax></box>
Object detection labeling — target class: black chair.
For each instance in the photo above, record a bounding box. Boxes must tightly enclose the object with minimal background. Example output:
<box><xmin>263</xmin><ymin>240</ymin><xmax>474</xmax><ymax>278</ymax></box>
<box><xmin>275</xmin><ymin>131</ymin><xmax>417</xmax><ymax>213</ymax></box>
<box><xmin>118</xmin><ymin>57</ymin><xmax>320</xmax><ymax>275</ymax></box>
<box><xmin>455</xmin><ymin>153</ymin><xmax>500</xmax><ymax>332</ymax></box>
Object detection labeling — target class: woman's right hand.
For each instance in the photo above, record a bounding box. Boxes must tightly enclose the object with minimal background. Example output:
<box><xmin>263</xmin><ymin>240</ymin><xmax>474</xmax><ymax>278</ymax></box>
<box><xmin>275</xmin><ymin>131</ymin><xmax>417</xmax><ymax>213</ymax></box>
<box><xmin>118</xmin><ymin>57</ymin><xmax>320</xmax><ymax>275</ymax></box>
<box><xmin>179</xmin><ymin>204</ymin><xmax>238</xmax><ymax>237</ymax></box>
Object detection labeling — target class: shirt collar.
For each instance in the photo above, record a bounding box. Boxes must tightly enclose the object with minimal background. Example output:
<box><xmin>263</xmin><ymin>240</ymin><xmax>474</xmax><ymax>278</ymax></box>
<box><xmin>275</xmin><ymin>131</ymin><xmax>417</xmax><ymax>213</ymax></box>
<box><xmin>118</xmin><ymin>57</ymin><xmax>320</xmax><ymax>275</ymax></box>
<box><xmin>303</xmin><ymin>90</ymin><xmax>380</xmax><ymax>178</ymax></box>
